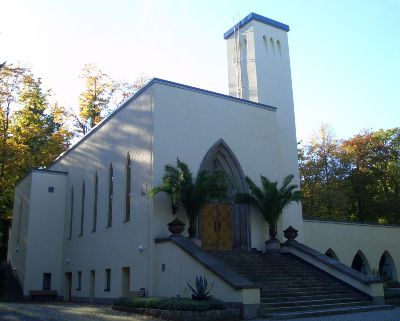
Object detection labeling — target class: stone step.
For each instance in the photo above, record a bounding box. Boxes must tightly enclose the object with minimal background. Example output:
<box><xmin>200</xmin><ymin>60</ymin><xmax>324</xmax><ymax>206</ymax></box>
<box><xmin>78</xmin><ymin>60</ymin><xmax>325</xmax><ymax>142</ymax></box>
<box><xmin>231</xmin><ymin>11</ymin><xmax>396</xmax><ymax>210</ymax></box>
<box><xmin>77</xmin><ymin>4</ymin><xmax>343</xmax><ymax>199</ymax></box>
<box><xmin>261</xmin><ymin>289</ymin><xmax>358</xmax><ymax>298</ymax></box>
<box><xmin>259</xmin><ymin>285</ymin><xmax>353</xmax><ymax>292</ymax></box>
<box><xmin>208</xmin><ymin>250</ymin><xmax>378</xmax><ymax>318</ymax></box>
<box><xmin>260</xmin><ymin>304</ymin><xmax>394</xmax><ymax>319</ymax></box>
<box><xmin>263</xmin><ymin>297</ymin><xmax>369</xmax><ymax>308</ymax></box>
<box><xmin>259</xmin><ymin>300</ymin><xmax>373</xmax><ymax>313</ymax></box>
<box><xmin>261</xmin><ymin>292</ymin><xmax>366</xmax><ymax>303</ymax></box>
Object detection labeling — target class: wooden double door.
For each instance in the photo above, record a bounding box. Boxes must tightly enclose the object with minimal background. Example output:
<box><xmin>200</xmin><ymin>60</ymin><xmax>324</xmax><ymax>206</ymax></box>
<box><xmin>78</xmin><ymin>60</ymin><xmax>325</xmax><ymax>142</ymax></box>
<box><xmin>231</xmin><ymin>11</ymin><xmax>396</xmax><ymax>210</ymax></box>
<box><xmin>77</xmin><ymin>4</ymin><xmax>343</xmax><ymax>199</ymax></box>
<box><xmin>202</xmin><ymin>203</ymin><xmax>233</xmax><ymax>250</ymax></box>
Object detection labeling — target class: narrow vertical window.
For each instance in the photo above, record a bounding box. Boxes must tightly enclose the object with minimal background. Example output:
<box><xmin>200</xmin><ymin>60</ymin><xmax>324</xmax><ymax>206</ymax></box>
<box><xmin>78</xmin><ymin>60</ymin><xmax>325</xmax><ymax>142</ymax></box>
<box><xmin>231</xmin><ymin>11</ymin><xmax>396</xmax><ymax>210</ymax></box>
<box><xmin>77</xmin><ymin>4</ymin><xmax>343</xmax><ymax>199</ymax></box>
<box><xmin>43</xmin><ymin>273</ymin><xmax>51</xmax><ymax>290</ymax></box>
<box><xmin>270</xmin><ymin>37</ymin><xmax>275</xmax><ymax>55</ymax></box>
<box><xmin>77</xmin><ymin>271</ymin><xmax>82</xmax><ymax>291</ymax></box>
<box><xmin>79</xmin><ymin>180</ymin><xmax>85</xmax><ymax>236</ymax></box>
<box><xmin>17</xmin><ymin>199</ymin><xmax>23</xmax><ymax>243</ymax></box>
<box><xmin>107</xmin><ymin>164</ymin><xmax>113</xmax><ymax>228</ymax></box>
<box><xmin>125</xmin><ymin>153</ymin><xmax>131</xmax><ymax>222</ymax></box>
<box><xmin>69</xmin><ymin>187</ymin><xmax>74</xmax><ymax>239</ymax></box>
<box><xmin>105</xmin><ymin>269</ymin><xmax>111</xmax><ymax>291</ymax></box>
<box><xmin>92</xmin><ymin>172</ymin><xmax>98</xmax><ymax>232</ymax></box>
<box><xmin>277</xmin><ymin>40</ymin><xmax>282</xmax><ymax>57</ymax></box>
<box><xmin>263</xmin><ymin>35</ymin><xmax>268</xmax><ymax>54</ymax></box>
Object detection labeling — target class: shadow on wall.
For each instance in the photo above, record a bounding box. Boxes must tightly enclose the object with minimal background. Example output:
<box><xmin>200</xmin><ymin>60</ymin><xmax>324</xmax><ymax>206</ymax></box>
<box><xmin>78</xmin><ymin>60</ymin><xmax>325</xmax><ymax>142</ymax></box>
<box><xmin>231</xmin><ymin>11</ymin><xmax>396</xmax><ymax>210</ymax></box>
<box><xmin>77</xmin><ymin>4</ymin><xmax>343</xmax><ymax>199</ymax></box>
<box><xmin>351</xmin><ymin>250</ymin><xmax>372</xmax><ymax>277</ymax></box>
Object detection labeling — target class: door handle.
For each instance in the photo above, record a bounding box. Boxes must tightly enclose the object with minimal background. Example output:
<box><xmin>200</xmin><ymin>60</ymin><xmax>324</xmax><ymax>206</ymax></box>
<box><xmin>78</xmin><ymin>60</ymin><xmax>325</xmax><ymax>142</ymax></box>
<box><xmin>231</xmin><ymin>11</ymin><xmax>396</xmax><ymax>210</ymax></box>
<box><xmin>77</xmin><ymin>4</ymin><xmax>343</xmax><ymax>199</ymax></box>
<box><xmin>218</xmin><ymin>222</ymin><xmax>221</xmax><ymax>232</ymax></box>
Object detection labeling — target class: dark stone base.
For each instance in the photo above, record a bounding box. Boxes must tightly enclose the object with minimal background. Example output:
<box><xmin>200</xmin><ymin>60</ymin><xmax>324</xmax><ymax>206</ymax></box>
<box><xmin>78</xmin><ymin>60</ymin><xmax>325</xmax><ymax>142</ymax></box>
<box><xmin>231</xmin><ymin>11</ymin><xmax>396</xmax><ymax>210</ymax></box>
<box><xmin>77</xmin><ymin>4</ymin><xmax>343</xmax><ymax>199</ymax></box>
<box><xmin>242</xmin><ymin>303</ymin><xmax>259</xmax><ymax>319</ymax></box>
<box><xmin>112</xmin><ymin>305</ymin><xmax>241</xmax><ymax>321</ymax></box>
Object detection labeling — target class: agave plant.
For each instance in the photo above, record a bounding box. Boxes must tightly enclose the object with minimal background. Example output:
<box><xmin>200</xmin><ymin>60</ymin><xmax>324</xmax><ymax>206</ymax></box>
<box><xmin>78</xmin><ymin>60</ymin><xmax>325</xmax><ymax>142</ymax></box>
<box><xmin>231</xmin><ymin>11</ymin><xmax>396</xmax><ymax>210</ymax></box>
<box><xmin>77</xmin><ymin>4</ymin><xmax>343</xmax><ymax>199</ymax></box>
<box><xmin>187</xmin><ymin>275</ymin><xmax>214</xmax><ymax>300</ymax></box>
<box><xmin>149</xmin><ymin>159</ymin><xmax>229</xmax><ymax>237</ymax></box>
<box><xmin>235</xmin><ymin>174</ymin><xmax>302</xmax><ymax>239</ymax></box>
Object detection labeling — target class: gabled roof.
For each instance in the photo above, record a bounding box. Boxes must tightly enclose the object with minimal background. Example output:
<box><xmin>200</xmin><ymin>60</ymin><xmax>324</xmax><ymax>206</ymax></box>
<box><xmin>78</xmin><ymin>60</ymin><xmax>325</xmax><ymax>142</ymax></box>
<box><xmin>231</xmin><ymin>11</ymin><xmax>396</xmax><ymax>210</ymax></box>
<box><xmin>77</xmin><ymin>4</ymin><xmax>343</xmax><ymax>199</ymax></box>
<box><xmin>50</xmin><ymin>78</ymin><xmax>276</xmax><ymax>167</ymax></box>
<box><xmin>224</xmin><ymin>12</ymin><xmax>290</xmax><ymax>39</ymax></box>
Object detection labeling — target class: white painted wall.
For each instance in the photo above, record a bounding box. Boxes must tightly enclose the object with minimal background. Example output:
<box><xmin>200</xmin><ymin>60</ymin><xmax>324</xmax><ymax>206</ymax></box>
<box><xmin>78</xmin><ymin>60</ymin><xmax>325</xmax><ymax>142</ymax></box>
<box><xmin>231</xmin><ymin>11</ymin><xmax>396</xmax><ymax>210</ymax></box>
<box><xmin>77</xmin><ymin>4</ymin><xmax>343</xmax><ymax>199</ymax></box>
<box><xmin>154</xmin><ymin>241</ymin><xmax>243</xmax><ymax>302</ymax></box>
<box><xmin>304</xmin><ymin>219</ymin><xmax>400</xmax><ymax>280</ymax></box>
<box><xmin>49</xmin><ymin>89</ymin><xmax>155</xmax><ymax>299</ymax></box>
<box><xmin>7</xmin><ymin>174</ymin><xmax>32</xmax><ymax>286</ymax></box>
<box><xmin>8</xmin><ymin>170</ymin><xmax>67</xmax><ymax>296</ymax></box>
<box><xmin>151</xmin><ymin>82</ymin><xmax>283</xmax><ymax>250</ymax></box>
<box><xmin>23</xmin><ymin>171</ymin><xmax>67</xmax><ymax>295</ymax></box>
<box><xmin>226</xmin><ymin>19</ymin><xmax>303</xmax><ymax>241</ymax></box>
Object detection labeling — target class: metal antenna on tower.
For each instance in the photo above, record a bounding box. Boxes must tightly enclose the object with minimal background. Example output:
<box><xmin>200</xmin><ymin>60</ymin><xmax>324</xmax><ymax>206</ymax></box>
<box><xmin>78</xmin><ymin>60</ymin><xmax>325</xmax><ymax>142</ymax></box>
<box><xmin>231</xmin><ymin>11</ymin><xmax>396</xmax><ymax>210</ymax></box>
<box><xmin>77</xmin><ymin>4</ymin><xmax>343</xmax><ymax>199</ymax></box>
<box><xmin>233</xmin><ymin>13</ymin><xmax>242</xmax><ymax>98</ymax></box>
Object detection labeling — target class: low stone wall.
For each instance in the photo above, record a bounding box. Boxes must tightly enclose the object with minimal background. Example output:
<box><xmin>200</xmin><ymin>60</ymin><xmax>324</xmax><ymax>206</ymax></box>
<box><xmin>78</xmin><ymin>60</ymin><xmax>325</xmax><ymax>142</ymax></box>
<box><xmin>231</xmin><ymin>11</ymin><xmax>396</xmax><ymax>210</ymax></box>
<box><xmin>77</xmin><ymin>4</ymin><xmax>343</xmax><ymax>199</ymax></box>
<box><xmin>112</xmin><ymin>305</ymin><xmax>241</xmax><ymax>321</ymax></box>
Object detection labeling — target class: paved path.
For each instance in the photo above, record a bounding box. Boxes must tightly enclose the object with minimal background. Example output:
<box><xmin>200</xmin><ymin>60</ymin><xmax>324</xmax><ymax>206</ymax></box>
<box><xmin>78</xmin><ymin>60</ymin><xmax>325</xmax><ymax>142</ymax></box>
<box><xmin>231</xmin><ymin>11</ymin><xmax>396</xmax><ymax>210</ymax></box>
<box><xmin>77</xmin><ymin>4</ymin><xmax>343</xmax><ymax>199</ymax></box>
<box><xmin>258</xmin><ymin>307</ymin><xmax>400</xmax><ymax>321</ymax></box>
<box><xmin>0</xmin><ymin>302</ymin><xmax>161</xmax><ymax>321</ymax></box>
<box><xmin>1</xmin><ymin>302</ymin><xmax>400</xmax><ymax>321</ymax></box>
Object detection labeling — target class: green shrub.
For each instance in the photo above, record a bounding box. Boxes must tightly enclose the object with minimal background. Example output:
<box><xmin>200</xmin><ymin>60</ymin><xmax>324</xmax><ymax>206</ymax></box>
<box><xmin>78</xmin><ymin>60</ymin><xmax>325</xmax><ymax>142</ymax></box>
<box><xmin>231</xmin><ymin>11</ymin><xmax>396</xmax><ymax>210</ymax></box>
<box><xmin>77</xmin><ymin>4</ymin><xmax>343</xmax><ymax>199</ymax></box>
<box><xmin>113</xmin><ymin>297</ymin><xmax>225</xmax><ymax>311</ymax></box>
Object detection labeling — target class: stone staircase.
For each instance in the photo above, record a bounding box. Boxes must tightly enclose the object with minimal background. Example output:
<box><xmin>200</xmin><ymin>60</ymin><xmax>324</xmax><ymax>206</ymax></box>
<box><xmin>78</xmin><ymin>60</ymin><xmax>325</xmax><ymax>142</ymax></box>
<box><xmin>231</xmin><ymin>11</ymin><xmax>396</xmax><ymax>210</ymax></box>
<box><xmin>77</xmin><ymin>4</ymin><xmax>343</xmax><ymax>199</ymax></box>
<box><xmin>209</xmin><ymin>250</ymin><xmax>392</xmax><ymax>319</ymax></box>
<box><xmin>0</xmin><ymin>261</ymin><xmax>23</xmax><ymax>301</ymax></box>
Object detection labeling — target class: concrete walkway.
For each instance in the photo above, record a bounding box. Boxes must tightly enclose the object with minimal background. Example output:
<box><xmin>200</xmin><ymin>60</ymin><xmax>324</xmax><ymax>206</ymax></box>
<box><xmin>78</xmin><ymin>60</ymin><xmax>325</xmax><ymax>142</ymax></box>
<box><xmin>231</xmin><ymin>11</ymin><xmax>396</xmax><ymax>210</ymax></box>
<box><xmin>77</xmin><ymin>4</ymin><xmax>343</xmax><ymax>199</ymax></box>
<box><xmin>258</xmin><ymin>307</ymin><xmax>400</xmax><ymax>321</ymax></box>
<box><xmin>1</xmin><ymin>302</ymin><xmax>400</xmax><ymax>321</ymax></box>
<box><xmin>0</xmin><ymin>302</ymin><xmax>161</xmax><ymax>321</ymax></box>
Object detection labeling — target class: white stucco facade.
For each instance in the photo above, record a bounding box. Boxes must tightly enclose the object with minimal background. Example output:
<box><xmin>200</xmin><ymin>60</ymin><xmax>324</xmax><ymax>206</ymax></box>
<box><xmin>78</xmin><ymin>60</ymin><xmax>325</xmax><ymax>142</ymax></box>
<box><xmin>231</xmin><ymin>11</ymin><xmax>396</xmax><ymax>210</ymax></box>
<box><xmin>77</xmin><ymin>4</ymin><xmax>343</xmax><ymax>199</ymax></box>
<box><xmin>6</xmin><ymin>13</ymin><xmax>398</xmax><ymax>307</ymax></box>
<box><xmin>8</xmin><ymin>170</ymin><xmax>67</xmax><ymax>295</ymax></box>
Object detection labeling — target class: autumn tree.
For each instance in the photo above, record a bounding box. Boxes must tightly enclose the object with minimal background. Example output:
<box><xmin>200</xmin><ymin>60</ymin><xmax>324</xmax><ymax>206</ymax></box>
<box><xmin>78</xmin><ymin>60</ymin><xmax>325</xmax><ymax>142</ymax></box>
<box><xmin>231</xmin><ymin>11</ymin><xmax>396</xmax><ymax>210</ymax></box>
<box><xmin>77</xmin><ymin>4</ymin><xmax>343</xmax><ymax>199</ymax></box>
<box><xmin>0</xmin><ymin>65</ymin><xmax>72</xmax><ymax>222</ymax></box>
<box><xmin>299</xmin><ymin>125</ymin><xmax>400</xmax><ymax>224</ymax></box>
<box><xmin>0</xmin><ymin>64</ymin><xmax>28</xmax><ymax>221</ymax></box>
<box><xmin>74</xmin><ymin>64</ymin><xmax>149</xmax><ymax>136</ymax></box>
<box><xmin>342</xmin><ymin>128</ymin><xmax>400</xmax><ymax>222</ymax></box>
<box><xmin>299</xmin><ymin>124</ymin><xmax>348</xmax><ymax>219</ymax></box>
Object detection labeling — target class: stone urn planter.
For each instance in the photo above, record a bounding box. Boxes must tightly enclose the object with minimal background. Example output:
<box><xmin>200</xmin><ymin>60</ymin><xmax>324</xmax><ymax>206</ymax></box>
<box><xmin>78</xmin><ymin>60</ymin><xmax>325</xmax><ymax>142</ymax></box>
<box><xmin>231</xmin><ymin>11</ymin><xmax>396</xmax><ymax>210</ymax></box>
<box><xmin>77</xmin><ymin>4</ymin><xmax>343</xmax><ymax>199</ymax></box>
<box><xmin>283</xmin><ymin>225</ymin><xmax>298</xmax><ymax>241</ymax></box>
<box><xmin>167</xmin><ymin>218</ymin><xmax>185</xmax><ymax>235</ymax></box>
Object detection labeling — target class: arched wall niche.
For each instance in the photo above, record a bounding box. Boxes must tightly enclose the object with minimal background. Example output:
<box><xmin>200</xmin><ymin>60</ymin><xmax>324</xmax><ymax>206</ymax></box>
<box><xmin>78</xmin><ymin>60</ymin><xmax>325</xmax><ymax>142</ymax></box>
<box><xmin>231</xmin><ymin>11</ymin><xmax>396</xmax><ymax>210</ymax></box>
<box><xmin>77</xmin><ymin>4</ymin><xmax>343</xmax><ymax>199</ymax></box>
<box><xmin>198</xmin><ymin>139</ymin><xmax>250</xmax><ymax>250</ymax></box>
<box><xmin>379</xmin><ymin>251</ymin><xmax>398</xmax><ymax>281</ymax></box>
<box><xmin>351</xmin><ymin>250</ymin><xmax>372</xmax><ymax>276</ymax></box>
<box><xmin>324</xmin><ymin>248</ymin><xmax>340</xmax><ymax>261</ymax></box>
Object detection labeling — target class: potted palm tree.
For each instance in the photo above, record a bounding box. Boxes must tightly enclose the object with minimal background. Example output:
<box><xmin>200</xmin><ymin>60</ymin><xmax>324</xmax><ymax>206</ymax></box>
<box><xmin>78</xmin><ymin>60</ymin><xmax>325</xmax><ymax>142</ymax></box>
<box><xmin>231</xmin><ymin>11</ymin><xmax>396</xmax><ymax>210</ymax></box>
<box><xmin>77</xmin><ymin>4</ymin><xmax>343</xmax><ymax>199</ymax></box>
<box><xmin>235</xmin><ymin>174</ymin><xmax>302</xmax><ymax>253</ymax></box>
<box><xmin>149</xmin><ymin>159</ymin><xmax>229</xmax><ymax>238</ymax></box>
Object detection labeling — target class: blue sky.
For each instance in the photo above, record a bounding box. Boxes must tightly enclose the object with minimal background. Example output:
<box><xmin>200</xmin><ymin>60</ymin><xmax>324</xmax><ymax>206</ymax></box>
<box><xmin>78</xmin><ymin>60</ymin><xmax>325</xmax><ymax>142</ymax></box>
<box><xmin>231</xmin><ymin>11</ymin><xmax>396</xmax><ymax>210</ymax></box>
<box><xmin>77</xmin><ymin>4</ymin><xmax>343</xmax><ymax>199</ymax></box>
<box><xmin>1</xmin><ymin>0</ymin><xmax>399</xmax><ymax>142</ymax></box>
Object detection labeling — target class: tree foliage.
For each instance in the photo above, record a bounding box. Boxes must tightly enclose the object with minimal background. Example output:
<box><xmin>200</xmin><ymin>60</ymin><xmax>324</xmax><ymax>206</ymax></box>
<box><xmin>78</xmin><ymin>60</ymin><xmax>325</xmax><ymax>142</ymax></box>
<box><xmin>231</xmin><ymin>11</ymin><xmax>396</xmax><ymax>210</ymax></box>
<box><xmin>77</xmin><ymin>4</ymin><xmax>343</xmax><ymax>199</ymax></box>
<box><xmin>74</xmin><ymin>64</ymin><xmax>148</xmax><ymax>136</ymax></box>
<box><xmin>149</xmin><ymin>159</ymin><xmax>229</xmax><ymax>237</ymax></box>
<box><xmin>299</xmin><ymin>124</ymin><xmax>400</xmax><ymax>224</ymax></box>
<box><xmin>0</xmin><ymin>64</ymin><xmax>72</xmax><ymax>221</ymax></box>
<box><xmin>235</xmin><ymin>174</ymin><xmax>302</xmax><ymax>239</ymax></box>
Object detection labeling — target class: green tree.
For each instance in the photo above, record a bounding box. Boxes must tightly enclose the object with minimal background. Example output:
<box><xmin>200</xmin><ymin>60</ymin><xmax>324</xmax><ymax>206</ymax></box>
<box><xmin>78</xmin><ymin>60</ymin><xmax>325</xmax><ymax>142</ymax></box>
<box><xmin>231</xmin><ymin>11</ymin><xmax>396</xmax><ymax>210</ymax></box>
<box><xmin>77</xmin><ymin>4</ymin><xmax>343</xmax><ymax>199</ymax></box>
<box><xmin>235</xmin><ymin>174</ymin><xmax>302</xmax><ymax>239</ymax></box>
<box><xmin>149</xmin><ymin>159</ymin><xmax>229</xmax><ymax>237</ymax></box>
<box><xmin>74</xmin><ymin>64</ymin><xmax>149</xmax><ymax>136</ymax></box>
<box><xmin>0</xmin><ymin>64</ymin><xmax>28</xmax><ymax>221</ymax></box>
<box><xmin>11</xmin><ymin>75</ymin><xmax>71</xmax><ymax>170</ymax></box>
<box><xmin>75</xmin><ymin>64</ymin><xmax>115</xmax><ymax>135</ymax></box>
<box><xmin>342</xmin><ymin>128</ymin><xmax>400</xmax><ymax>223</ymax></box>
<box><xmin>299</xmin><ymin>124</ymin><xmax>349</xmax><ymax>219</ymax></box>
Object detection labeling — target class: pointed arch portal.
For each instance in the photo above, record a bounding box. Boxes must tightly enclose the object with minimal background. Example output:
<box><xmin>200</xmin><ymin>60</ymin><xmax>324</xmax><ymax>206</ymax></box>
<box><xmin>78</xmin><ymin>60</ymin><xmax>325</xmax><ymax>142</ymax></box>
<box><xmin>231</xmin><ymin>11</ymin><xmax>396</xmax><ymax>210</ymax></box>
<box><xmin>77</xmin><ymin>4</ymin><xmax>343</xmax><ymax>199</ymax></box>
<box><xmin>198</xmin><ymin>139</ymin><xmax>250</xmax><ymax>250</ymax></box>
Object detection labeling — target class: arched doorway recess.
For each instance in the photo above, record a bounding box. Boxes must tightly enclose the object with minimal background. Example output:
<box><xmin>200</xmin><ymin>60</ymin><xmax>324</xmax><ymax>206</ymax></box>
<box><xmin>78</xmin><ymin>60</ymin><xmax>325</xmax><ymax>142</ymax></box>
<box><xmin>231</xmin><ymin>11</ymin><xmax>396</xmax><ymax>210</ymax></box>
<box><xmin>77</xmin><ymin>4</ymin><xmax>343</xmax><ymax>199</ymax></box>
<box><xmin>198</xmin><ymin>139</ymin><xmax>250</xmax><ymax>250</ymax></box>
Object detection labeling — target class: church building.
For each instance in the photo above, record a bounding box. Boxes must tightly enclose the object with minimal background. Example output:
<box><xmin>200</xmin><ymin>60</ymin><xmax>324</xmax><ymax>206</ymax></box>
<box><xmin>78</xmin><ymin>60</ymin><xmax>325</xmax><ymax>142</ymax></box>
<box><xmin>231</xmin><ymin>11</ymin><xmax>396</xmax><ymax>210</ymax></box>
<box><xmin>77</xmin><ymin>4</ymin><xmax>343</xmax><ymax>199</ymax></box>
<box><xmin>7</xmin><ymin>13</ymin><xmax>400</xmax><ymax>319</ymax></box>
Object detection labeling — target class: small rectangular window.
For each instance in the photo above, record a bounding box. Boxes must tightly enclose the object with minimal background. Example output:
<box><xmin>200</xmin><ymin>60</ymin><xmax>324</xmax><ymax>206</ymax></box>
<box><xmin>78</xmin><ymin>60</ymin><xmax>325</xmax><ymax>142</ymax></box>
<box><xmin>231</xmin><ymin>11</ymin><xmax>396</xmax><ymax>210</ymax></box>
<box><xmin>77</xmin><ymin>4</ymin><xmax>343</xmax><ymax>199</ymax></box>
<box><xmin>43</xmin><ymin>273</ymin><xmax>51</xmax><ymax>290</ymax></box>
<box><xmin>48</xmin><ymin>186</ymin><xmax>54</xmax><ymax>193</ymax></box>
<box><xmin>105</xmin><ymin>269</ymin><xmax>111</xmax><ymax>292</ymax></box>
<box><xmin>77</xmin><ymin>271</ymin><xmax>82</xmax><ymax>291</ymax></box>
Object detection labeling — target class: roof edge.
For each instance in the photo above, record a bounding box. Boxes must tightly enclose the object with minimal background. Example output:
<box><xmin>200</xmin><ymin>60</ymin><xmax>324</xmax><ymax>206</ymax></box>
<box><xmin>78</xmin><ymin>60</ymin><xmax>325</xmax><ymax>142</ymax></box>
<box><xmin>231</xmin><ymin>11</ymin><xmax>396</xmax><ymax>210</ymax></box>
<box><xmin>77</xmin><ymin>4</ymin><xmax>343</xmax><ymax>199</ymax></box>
<box><xmin>224</xmin><ymin>12</ymin><xmax>290</xmax><ymax>39</ymax></box>
<box><xmin>48</xmin><ymin>77</ymin><xmax>276</xmax><ymax>169</ymax></box>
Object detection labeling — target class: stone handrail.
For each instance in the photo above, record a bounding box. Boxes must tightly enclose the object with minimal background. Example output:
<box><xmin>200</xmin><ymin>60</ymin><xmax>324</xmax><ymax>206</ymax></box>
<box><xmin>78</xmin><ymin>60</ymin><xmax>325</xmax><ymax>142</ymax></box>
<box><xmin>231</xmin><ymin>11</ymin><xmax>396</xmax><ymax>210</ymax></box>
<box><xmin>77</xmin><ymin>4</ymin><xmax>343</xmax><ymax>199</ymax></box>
<box><xmin>155</xmin><ymin>235</ymin><xmax>256</xmax><ymax>289</ymax></box>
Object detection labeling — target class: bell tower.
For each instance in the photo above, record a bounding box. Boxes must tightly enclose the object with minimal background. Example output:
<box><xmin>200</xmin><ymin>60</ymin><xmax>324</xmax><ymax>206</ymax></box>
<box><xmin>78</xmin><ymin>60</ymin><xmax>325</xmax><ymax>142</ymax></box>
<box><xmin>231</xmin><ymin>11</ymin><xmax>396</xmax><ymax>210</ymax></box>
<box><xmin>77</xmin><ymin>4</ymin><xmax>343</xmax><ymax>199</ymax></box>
<box><xmin>224</xmin><ymin>13</ymin><xmax>303</xmax><ymax>241</ymax></box>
